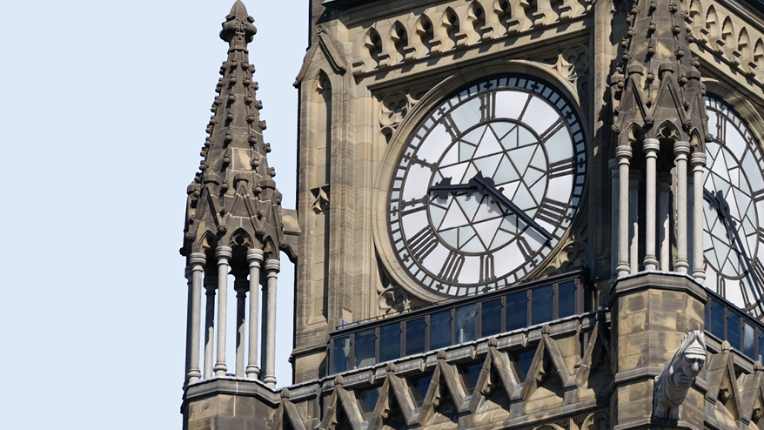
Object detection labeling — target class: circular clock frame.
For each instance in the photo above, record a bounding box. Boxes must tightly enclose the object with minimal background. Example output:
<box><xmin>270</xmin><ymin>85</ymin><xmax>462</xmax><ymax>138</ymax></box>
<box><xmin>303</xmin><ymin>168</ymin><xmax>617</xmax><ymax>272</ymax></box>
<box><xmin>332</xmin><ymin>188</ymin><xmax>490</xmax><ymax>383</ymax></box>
<box><xmin>373</xmin><ymin>69</ymin><xmax>587</xmax><ymax>302</ymax></box>
<box><xmin>703</xmin><ymin>94</ymin><xmax>764</xmax><ymax>317</ymax></box>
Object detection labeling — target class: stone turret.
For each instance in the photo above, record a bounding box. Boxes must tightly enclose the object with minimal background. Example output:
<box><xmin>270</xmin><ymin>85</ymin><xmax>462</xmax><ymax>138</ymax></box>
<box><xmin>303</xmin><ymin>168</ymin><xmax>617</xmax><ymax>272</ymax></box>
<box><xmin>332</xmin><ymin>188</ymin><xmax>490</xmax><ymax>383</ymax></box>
<box><xmin>182</xmin><ymin>0</ymin><xmax>292</xmax><ymax>262</ymax></box>
<box><xmin>609</xmin><ymin>0</ymin><xmax>709</xmax><ymax>279</ymax></box>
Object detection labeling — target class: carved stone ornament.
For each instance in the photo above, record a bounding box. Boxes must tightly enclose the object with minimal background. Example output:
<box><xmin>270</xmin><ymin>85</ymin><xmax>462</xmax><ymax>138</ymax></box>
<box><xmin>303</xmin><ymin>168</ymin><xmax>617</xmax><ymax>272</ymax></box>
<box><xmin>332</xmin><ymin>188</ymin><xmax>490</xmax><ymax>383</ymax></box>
<box><xmin>653</xmin><ymin>330</ymin><xmax>706</xmax><ymax>420</ymax></box>
<box><xmin>377</xmin><ymin>85</ymin><xmax>430</xmax><ymax>142</ymax></box>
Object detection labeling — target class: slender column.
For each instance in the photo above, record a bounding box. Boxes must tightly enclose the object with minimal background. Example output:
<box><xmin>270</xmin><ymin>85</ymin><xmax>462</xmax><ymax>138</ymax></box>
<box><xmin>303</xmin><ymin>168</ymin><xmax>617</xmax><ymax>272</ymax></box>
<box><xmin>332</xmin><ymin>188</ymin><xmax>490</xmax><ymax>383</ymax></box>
<box><xmin>643</xmin><ymin>139</ymin><xmax>660</xmax><ymax>270</ymax></box>
<box><xmin>609</xmin><ymin>159</ymin><xmax>619</xmax><ymax>281</ymax></box>
<box><xmin>616</xmin><ymin>145</ymin><xmax>633</xmax><ymax>277</ymax></box>
<box><xmin>691</xmin><ymin>152</ymin><xmax>707</xmax><ymax>280</ymax></box>
<box><xmin>185</xmin><ymin>253</ymin><xmax>206</xmax><ymax>384</ymax></box>
<box><xmin>674</xmin><ymin>142</ymin><xmax>691</xmax><ymax>274</ymax></box>
<box><xmin>629</xmin><ymin>172</ymin><xmax>640</xmax><ymax>274</ymax></box>
<box><xmin>203</xmin><ymin>273</ymin><xmax>217</xmax><ymax>379</ymax></box>
<box><xmin>262</xmin><ymin>259</ymin><xmax>280</xmax><ymax>387</ymax></box>
<box><xmin>214</xmin><ymin>246</ymin><xmax>233</xmax><ymax>376</ymax></box>
<box><xmin>246</xmin><ymin>249</ymin><xmax>263</xmax><ymax>379</ymax></box>
<box><xmin>234</xmin><ymin>276</ymin><xmax>248</xmax><ymax>378</ymax></box>
<box><xmin>658</xmin><ymin>174</ymin><xmax>672</xmax><ymax>271</ymax></box>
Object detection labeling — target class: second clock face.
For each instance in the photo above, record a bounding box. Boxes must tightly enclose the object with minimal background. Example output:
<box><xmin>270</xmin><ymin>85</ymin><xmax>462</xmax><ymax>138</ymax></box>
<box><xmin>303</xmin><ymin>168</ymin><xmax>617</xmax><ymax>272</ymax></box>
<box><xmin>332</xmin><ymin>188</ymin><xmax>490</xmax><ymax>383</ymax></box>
<box><xmin>387</xmin><ymin>75</ymin><xmax>586</xmax><ymax>297</ymax></box>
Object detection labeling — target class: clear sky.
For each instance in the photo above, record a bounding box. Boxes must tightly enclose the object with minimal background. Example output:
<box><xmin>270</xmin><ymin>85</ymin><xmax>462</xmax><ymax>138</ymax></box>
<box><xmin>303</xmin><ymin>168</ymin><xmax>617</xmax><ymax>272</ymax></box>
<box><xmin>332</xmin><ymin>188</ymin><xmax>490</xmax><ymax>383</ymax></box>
<box><xmin>0</xmin><ymin>1</ymin><xmax>306</xmax><ymax>428</ymax></box>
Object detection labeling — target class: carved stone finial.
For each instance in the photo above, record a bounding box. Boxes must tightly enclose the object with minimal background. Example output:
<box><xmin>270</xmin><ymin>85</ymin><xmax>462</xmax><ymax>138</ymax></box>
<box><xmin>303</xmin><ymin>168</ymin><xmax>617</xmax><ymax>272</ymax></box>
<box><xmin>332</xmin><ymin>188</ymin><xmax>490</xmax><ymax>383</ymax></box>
<box><xmin>437</xmin><ymin>350</ymin><xmax>447</xmax><ymax>361</ymax></box>
<box><xmin>220</xmin><ymin>1</ymin><xmax>256</xmax><ymax>49</ymax></box>
<box><xmin>653</xmin><ymin>331</ymin><xmax>706</xmax><ymax>421</ymax></box>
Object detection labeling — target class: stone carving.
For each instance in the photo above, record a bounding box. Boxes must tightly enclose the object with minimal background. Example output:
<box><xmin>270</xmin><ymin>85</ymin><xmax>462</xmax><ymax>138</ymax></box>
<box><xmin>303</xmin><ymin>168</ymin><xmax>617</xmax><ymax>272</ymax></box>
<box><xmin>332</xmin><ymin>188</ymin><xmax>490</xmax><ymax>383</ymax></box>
<box><xmin>653</xmin><ymin>330</ymin><xmax>706</xmax><ymax>420</ymax></box>
<box><xmin>378</xmin><ymin>85</ymin><xmax>430</xmax><ymax>142</ymax></box>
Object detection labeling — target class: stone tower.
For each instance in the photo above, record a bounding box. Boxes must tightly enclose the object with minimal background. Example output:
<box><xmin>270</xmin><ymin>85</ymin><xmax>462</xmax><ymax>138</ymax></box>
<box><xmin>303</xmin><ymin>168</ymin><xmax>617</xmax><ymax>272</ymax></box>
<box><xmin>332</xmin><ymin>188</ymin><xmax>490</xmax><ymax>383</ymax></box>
<box><xmin>181</xmin><ymin>0</ymin><xmax>764</xmax><ymax>429</ymax></box>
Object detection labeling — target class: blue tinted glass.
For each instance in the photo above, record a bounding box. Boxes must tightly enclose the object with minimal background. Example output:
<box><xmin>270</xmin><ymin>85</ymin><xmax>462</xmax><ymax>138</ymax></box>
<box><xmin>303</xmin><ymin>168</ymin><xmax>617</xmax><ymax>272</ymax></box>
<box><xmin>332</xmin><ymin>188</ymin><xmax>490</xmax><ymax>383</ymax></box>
<box><xmin>357</xmin><ymin>387</ymin><xmax>381</xmax><ymax>422</ymax></box>
<box><xmin>727</xmin><ymin>313</ymin><xmax>741</xmax><ymax>350</ymax></box>
<box><xmin>744</xmin><ymin>323</ymin><xmax>755</xmax><ymax>358</ymax></box>
<box><xmin>459</xmin><ymin>362</ymin><xmax>484</xmax><ymax>395</ymax></box>
<box><xmin>481</xmin><ymin>299</ymin><xmax>502</xmax><ymax>337</ymax></box>
<box><xmin>711</xmin><ymin>301</ymin><xmax>724</xmax><ymax>339</ymax></box>
<box><xmin>532</xmin><ymin>285</ymin><xmax>554</xmax><ymax>325</ymax></box>
<box><xmin>430</xmin><ymin>311</ymin><xmax>451</xmax><ymax>349</ymax></box>
<box><xmin>379</xmin><ymin>323</ymin><xmax>401</xmax><ymax>362</ymax></box>
<box><xmin>516</xmin><ymin>349</ymin><xmax>535</xmax><ymax>379</ymax></box>
<box><xmin>332</xmin><ymin>337</ymin><xmax>350</xmax><ymax>374</ymax></box>
<box><xmin>759</xmin><ymin>332</ymin><xmax>764</xmax><ymax>363</ymax></box>
<box><xmin>410</xmin><ymin>373</ymin><xmax>433</xmax><ymax>408</ymax></box>
<box><xmin>558</xmin><ymin>281</ymin><xmax>576</xmax><ymax>318</ymax></box>
<box><xmin>456</xmin><ymin>304</ymin><xmax>477</xmax><ymax>343</ymax></box>
<box><xmin>406</xmin><ymin>318</ymin><xmax>426</xmax><ymax>355</ymax></box>
<box><xmin>506</xmin><ymin>292</ymin><xmax>527</xmax><ymax>330</ymax></box>
<box><xmin>355</xmin><ymin>329</ymin><xmax>376</xmax><ymax>368</ymax></box>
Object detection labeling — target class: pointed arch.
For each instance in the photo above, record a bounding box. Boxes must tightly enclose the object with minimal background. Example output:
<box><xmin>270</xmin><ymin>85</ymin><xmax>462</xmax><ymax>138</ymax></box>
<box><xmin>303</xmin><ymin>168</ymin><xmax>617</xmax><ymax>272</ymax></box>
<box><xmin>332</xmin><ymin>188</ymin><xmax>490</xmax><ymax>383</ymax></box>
<box><xmin>364</xmin><ymin>27</ymin><xmax>383</xmax><ymax>68</ymax></box>
<box><xmin>755</xmin><ymin>38</ymin><xmax>764</xmax><ymax>71</ymax></box>
<box><xmin>197</xmin><ymin>230</ymin><xmax>218</xmax><ymax>254</ymax></box>
<box><xmin>703</xmin><ymin>5</ymin><xmax>720</xmax><ymax>47</ymax></box>
<box><xmin>229</xmin><ymin>228</ymin><xmax>254</xmax><ymax>249</ymax></box>
<box><xmin>468</xmin><ymin>1</ymin><xmax>486</xmax><ymax>43</ymax></box>
<box><xmin>494</xmin><ymin>0</ymin><xmax>511</xmax><ymax>18</ymax></box>
<box><xmin>389</xmin><ymin>20</ymin><xmax>408</xmax><ymax>63</ymax></box>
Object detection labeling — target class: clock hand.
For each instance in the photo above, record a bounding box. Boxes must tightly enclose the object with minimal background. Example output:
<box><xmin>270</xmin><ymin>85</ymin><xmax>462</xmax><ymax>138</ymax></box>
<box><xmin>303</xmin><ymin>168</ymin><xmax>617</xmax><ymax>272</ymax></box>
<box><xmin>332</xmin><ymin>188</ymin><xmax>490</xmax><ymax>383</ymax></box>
<box><xmin>469</xmin><ymin>172</ymin><xmax>554</xmax><ymax>243</ymax></box>
<box><xmin>428</xmin><ymin>177</ymin><xmax>475</xmax><ymax>200</ymax></box>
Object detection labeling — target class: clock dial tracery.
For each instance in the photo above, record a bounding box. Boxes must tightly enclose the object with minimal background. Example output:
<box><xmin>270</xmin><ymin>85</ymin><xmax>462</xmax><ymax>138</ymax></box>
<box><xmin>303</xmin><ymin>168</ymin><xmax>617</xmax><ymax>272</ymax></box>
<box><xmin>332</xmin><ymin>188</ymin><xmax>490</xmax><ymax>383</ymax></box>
<box><xmin>387</xmin><ymin>75</ymin><xmax>586</xmax><ymax>297</ymax></box>
<box><xmin>703</xmin><ymin>96</ymin><xmax>764</xmax><ymax>317</ymax></box>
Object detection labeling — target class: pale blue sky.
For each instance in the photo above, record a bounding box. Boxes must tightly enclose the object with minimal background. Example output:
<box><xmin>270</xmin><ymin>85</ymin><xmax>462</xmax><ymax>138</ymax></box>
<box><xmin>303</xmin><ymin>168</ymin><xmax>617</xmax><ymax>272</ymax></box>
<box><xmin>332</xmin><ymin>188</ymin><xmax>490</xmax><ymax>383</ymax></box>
<box><xmin>0</xmin><ymin>1</ymin><xmax>306</xmax><ymax>428</ymax></box>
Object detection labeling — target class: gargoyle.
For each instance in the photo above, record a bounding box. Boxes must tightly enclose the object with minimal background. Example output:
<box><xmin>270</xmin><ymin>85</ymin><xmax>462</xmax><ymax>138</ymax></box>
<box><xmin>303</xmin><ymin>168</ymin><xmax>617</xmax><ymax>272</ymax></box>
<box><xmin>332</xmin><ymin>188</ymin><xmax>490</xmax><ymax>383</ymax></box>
<box><xmin>653</xmin><ymin>330</ymin><xmax>706</xmax><ymax>420</ymax></box>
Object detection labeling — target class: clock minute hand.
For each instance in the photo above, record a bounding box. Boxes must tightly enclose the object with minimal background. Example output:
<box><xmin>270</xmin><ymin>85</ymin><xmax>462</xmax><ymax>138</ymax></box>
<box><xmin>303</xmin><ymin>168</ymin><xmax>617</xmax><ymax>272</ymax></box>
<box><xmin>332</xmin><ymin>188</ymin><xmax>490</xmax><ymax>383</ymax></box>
<box><xmin>469</xmin><ymin>172</ymin><xmax>554</xmax><ymax>243</ymax></box>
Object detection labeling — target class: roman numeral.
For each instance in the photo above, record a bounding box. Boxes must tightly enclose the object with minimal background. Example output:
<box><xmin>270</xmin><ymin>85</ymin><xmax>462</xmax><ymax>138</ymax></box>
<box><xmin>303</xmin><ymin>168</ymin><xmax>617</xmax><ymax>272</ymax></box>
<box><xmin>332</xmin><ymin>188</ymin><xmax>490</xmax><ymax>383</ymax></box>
<box><xmin>536</xmin><ymin>198</ymin><xmax>571</xmax><ymax>227</ymax></box>
<box><xmin>480</xmin><ymin>254</ymin><xmax>495</xmax><ymax>283</ymax></box>
<box><xmin>438</xmin><ymin>251</ymin><xmax>464</xmax><ymax>282</ymax></box>
<box><xmin>539</xmin><ymin>118</ymin><xmax>564</xmax><ymax>142</ymax></box>
<box><xmin>438</xmin><ymin>108</ymin><xmax>460</xmax><ymax>139</ymax></box>
<box><xmin>479</xmin><ymin>93</ymin><xmax>495</xmax><ymax>122</ymax></box>
<box><xmin>517</xmin><ymin>237</ymin><xmax>539</xmax><ymax>268</ymax></box>
<box><xmin>409</xmin><ymin>227</ymin><xmax>438</xmax><ymax>261</ymax></box>
<box><xmin>400</xmin><ymin>198</ymin><xmax>427</xmax><ymax>217</ymax></box>
<box><xmin>547</xmin><ymin>158</ymin><xmax>575</xmax><ymax>179</ymax></box>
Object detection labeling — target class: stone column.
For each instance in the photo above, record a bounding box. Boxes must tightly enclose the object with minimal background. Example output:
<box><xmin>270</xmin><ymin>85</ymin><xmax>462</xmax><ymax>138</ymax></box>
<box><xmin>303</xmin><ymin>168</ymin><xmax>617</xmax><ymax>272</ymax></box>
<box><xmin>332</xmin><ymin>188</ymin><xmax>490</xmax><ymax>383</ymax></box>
<box><xmin>629</xmin><ymin>172</ymin><xmax>640</xmax><ymax>274</ymax></box>
<box><xmin>610</xmin><ymin>159</ymin><xmax>619</xmax><ymax>281</ymax></box>
<box><xmin>246</xmin><ymin>249</ymin><xmax>263</xmax><ymax>379</ymax></box>
<box><xmin>658</xmin><ymin>174</ymin><xmax>672</xmax><ymax>271</ymax></box>
<box><xmin>691</xmin><ymin>152</ymin><xmax>707</xmax><ymax>280</ymax></box>
<box><xmin>616</xmin><ymin>145</ymin><xmax>633</xmax><ymax>278</ymax></box>
<box><xmin>262</xmin><ymin>259</ymin><xmax>280</xmax><ymax>387</ymax></box>
<box><xmin>643</xmin><ymin>139</ymin><xmax>660</xmax><ymax>270</ymax></box>
<box><xmin>185</xmin><ymin>253</ymin><xmax>206</xmax><ymax>384</ymax></box>
<box><xmin>674</xmin><ymin>142</ymin><xmax>690</xmax><ymax>274</ymax></box>
<box><xmin>234</xmin><ymin>276</ymin><xmax>248</xmax><ymax>378</ymax></box>
<box><xmin>203</xmin><ymin>273</ymin><xmax>217</xmax><ymax>380</ymax></box>
<box><xmin>214</xmin><ymin>246</ymin><xmax>233</xmax><ymax>377</ymax></box>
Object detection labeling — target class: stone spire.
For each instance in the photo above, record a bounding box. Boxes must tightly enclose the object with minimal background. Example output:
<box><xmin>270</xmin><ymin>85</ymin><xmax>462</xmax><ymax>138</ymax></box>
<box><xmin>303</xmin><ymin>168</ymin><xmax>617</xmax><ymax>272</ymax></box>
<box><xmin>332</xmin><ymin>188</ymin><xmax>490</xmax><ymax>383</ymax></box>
<box><xmin>611</xmin><ymin>0</ymin><xmax>709</xmax><ymax>146</ymax></box>
<box><xmin>182</xmin><ymin>1</ymin><xmax>288</xmax><ymax>261</ymax></box>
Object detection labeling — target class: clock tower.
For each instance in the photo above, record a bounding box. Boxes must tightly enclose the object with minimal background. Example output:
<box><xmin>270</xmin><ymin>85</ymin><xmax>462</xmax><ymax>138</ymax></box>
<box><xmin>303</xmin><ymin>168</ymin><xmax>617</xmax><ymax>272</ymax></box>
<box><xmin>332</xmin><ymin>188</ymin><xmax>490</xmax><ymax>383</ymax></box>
<box><xmin>181</xmin><ymin>0</ymin><xmax>764</xmax><ymax>429</ymax></box>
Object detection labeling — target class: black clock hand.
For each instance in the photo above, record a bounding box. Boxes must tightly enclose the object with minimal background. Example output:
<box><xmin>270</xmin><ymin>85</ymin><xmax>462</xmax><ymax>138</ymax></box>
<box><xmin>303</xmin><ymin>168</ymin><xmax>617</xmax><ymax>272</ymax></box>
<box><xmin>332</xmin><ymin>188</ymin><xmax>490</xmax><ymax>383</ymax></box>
<box><xmin>428</xmin><ymin>172</ymin><xmax>553</xmax><ymax>242</ymax></box>
<box><xmin>704</xmin><ymin>188</ymin><xmax>764</xmax><ymax>305</ymax></box>
<box><xmin>468</xmin><ymin>172</ymin><xmax>554</xmax><ymax>242</ymax></box>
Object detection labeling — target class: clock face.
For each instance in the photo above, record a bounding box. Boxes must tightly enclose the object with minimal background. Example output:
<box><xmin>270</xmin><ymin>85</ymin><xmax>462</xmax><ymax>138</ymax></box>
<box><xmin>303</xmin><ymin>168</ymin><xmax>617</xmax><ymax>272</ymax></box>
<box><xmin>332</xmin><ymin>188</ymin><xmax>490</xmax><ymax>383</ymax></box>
<box><xmin>387</xmin><ymin>75</ymin><xmax>586</xmax><ymax>297</ymax></box>
<box><xmin>703</xmin><ymin>96</ymin><xmax>764</xmax><ymax>317</ymax></box>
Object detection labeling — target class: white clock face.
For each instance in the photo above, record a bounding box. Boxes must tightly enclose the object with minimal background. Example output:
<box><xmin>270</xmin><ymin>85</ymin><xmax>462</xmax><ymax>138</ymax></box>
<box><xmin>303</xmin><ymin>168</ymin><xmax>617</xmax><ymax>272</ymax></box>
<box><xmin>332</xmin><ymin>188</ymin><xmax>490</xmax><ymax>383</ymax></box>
<box><xmin>703</xmin><ymin>96</ymin><xmax>764</xmax><ymax>317</ymax></box>
<box><xmin>387</xmin><ymin>75</ymin><xmax>586</xmax><ymax>297</ymax></box>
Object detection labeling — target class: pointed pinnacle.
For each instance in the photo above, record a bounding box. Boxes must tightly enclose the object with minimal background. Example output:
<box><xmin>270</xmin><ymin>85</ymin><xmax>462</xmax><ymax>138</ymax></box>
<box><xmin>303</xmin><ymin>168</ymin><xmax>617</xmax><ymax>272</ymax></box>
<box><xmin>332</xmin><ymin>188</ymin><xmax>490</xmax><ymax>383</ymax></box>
<box><xmin>220</xmin><ymin>1</ymin><xmax>257</xmax><ymax>49</ymax></box>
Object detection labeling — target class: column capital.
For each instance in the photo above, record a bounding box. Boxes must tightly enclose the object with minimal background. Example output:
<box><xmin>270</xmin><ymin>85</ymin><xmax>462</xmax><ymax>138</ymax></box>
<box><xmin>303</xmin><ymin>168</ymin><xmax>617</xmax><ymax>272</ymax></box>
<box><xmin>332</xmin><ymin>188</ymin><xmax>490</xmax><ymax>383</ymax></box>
<box><xmin>247</xmin><ymin>248</ymin><xmax>264</xmax><ymax>265</ymax></box>
<box><xmin>216</xmin><ymin>246</ymin><xmax>233</xmax><ymax>260</ymax></box>
<box><xmin>616</xmin><ymin>145</ymin><xmax>632</xmax><ymax>161</ymax></box>
<box><xmin>189</xmin><ymin>253</ymin><xmax>207</xmax><ymax>268</ymax></box>
<box><xmin>643</xmin><ymin>137</ymin><xmax>660</xmax><ymax>153</ymax></box>
<box><xmin>265</xmin><ymin>259</ymin><xmax>280</xmax><ymax>274</ymax></box>
<box><xmin>690</xmin><ymin>152</ymin><xmax>707</xmax><ymax>168</ymax></box>
<box><xmin>674</xmin><ymin>140</ymin><xmax>691</xmax><ymax>157</ymax></box>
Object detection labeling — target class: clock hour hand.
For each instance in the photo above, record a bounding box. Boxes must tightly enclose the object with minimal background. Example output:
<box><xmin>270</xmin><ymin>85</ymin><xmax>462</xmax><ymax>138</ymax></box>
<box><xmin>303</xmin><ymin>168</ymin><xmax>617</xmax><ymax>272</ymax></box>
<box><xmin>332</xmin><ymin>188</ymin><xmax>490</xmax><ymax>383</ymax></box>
<box><xmin>468</xmin><ymin>172</ymin><xmax>554</xmax><ymax>243</ymax></box>
<box><xmin>428</xmin><ymin>177</ymin><xmax>475</xmax><ymax>200</ymax></box>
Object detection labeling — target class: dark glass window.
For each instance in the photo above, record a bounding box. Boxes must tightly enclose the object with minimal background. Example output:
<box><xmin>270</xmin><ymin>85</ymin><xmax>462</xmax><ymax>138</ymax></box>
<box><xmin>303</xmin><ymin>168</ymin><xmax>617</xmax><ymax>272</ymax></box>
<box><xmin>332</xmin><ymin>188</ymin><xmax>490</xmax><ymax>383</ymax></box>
<box><xmin>711</xmin><ymin>301</ymin><xmax>725</xmax><ymax>339</ymax></box>
<box><xmin>758</xmin><ymin>332</ymin><xmax>764</xmax><ymax>363</ymax></box>
<box><xmin>513</xmin><ymin>349</ymin><xmax>536</xmax><ymax>380</ymax></box>
<box><xmin>430</xmin><ymin>311</ymin><xmax>452</xmax><ymax>350</ymax></box>
<box><xmin>379</xmin><ymin>323</ymin><xmax>401</xmax><ymax>362</ymax></box>
<box><xmin>481</xmin><ymin>299</ymin><xmax>502</xmax><ymax>337</ymax></box>
<box><xmin>459</xmin><ymin>362</ymin><xmax>484</xmax><ymax>395</ymax></box>
<box><xmin>410</xmin><ymin>373</ymin><xmax>433</xmax><ymax>409</ymax></box>
<box><xmin>332</xmin><ymin>336</ymin><xmax>350</xmax><ymax>374</ymax></box>
<box><xmin>531</xmin><ymin>285</ymin><xmax>554</xmax><ymax>325</ymax></box>
<box><xmin>406</xmin><ymin>318</ymin><xmax>426</xmax><ymax>355</ymax></box>
<box><xmin>743</xmin><ymin>322</ymin><xmax>755</xmax><ymax>358</ymax></box>
<box><xmin>506</xmin><ymin>291</ymin><xmax>527</xmax><ymax>331</ymax></box>
<box><xmin>455</xmin><ymin>304</ymin><xmax>477</xmax><ymax>344</ymax></box>
<box><xmin>355</xmin><ymin>328</ymin><xmax>376</xmax><ymax>368</ymax></box>
<box><xmin>727</xmin><ymin>312</ymin><xmax>741</xmax><ymax>350</ymax></box>
<box><xmin>357</xmin><ymin>386</ymin><xmax>381</xmax><ymax>422</ymax></box>
<box><xmin>558</xmin><ymin>281</ymin><xmax>576</xmax><ymax>318</ymax></box>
